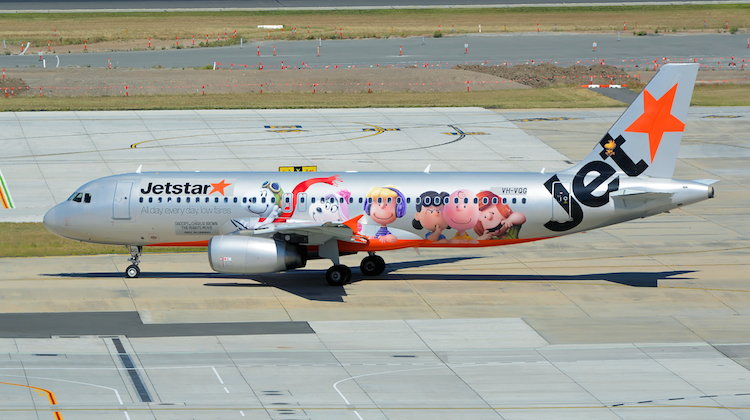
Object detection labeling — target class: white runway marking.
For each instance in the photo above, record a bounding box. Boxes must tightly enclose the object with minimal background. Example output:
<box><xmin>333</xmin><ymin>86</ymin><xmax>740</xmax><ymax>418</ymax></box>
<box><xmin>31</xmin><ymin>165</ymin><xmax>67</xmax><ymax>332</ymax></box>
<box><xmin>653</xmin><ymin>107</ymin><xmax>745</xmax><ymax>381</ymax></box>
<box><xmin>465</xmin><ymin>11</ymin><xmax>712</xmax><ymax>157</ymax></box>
<box><xmin>224</xmin><ymin>386</ymin><xmax>230</xmax><ymax>393</ymax></box>
<box><xmin>212</xmin><ymin>366</ymin><xmax>225</xmax><ymax>384</ymax></box>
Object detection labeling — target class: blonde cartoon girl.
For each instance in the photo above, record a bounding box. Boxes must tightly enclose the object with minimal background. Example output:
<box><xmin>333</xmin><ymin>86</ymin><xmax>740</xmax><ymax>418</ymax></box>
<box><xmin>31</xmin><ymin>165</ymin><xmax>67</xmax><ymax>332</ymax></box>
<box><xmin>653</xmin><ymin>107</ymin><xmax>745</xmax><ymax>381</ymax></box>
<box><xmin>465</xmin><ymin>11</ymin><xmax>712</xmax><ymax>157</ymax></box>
<box><xmin>364</xmin><ymin>186</ymin><xmax>406</xmax><ymax>244</ymax></box>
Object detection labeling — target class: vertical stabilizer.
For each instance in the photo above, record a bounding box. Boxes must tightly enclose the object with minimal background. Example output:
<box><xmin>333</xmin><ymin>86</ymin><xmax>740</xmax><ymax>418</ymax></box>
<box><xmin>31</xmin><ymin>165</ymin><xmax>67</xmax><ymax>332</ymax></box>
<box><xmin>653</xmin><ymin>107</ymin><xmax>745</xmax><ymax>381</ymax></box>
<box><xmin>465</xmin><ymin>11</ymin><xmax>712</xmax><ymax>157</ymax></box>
<box><xmin>565</xmin><ymin>63</ymin><xmax>699</xmax><ymax>179</ymax></box>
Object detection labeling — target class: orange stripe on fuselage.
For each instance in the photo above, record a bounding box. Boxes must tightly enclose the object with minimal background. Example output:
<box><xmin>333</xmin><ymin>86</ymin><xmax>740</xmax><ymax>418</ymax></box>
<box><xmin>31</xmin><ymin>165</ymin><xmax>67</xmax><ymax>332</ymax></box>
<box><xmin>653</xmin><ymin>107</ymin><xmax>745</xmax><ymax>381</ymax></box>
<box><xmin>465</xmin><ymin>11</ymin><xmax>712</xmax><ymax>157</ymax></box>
<box><xmin>147</xmin><ymin>237</ymin><xmax>551</xmax><ymax>251</ymax></box>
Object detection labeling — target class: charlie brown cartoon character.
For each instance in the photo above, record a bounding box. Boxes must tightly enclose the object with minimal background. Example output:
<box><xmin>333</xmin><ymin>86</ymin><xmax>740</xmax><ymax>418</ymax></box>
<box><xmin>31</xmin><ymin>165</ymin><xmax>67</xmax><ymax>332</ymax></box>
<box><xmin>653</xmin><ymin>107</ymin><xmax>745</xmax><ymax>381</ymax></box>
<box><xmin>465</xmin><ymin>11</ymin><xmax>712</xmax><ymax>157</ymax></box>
<box><xmin>473</xmin><ymin>191</ymin><xmax>527</xmax><ymax>240</ymax></box>
<box><xmin>364</xmin><ymin>186</ymin><xmax>406</xmax><ymax>244</ymax></box>
<box><xmin>412</xmin><ymin>191</ymin><xmax>449</xmax><ymax>242</ymax></box>
<box><xmin>444</xmin><ymin>189</ymin><xmax>480</xmax><ymax>244</ymax></box>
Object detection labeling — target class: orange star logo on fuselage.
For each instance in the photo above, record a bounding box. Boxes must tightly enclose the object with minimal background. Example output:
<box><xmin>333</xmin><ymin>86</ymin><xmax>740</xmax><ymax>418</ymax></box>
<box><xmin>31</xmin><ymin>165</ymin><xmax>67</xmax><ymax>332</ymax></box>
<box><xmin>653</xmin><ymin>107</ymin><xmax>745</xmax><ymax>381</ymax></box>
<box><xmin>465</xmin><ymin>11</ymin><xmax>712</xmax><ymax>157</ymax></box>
<box><xmin>209</xmin><ymin>179</ymin><xmax>231</xmax><ymax>195</ymax></box>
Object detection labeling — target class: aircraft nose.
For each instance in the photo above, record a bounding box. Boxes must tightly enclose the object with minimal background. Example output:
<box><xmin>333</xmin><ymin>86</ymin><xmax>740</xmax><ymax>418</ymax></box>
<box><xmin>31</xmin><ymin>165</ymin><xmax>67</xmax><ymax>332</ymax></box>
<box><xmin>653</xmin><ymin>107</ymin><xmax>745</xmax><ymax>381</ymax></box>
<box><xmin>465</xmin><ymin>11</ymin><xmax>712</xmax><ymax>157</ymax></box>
<box><xmin>43</xmin><ymin>205</ymin><xmax>65</xmax><ymax>236</ymax></box>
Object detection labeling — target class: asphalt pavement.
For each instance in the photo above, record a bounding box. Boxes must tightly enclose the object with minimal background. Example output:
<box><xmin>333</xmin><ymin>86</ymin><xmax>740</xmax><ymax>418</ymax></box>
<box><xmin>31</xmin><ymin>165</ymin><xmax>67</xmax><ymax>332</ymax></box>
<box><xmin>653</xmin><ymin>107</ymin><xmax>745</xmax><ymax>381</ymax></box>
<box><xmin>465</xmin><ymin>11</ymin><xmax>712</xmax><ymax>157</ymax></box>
<box><xmin>1</xmin><ymin>32</ymin><xmax>748</xmax><ymax>70</ymax></box>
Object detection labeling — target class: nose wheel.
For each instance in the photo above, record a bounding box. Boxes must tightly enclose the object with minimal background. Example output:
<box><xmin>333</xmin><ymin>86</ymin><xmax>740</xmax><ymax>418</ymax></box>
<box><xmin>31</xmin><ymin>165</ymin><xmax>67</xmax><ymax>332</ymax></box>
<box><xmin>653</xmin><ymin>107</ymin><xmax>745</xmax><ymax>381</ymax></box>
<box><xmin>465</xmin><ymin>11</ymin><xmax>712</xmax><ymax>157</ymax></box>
<box><xmin>360</xmin><ymin>254</ymin><xmax>386</xmax><ymax>276</ymax></box>
<box><xmin>125</xmin><ymin>245</ymin><xmax>142</xmax><ymax>278</ymax></box>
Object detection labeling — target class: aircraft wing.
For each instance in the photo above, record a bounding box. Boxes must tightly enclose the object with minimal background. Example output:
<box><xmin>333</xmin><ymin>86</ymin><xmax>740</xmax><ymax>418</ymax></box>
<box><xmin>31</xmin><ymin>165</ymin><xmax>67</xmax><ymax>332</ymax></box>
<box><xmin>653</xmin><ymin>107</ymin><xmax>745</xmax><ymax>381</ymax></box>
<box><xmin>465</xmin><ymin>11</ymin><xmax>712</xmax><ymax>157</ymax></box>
<box><xmin>231</xmin><ymin>215</ymin><xmax>368</xmax><ymax>245</ymax></box>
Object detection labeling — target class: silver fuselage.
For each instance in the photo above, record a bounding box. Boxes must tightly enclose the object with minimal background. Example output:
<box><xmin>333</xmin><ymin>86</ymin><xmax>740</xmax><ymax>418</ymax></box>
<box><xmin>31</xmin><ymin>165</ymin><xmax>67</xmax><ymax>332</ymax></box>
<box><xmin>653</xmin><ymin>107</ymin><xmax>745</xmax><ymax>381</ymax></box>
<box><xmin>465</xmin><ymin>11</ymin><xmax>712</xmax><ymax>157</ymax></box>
<box><xmin>43</xmin><ymin>171</ymin><xmax>713</xmax><ymax>249</ymax></box>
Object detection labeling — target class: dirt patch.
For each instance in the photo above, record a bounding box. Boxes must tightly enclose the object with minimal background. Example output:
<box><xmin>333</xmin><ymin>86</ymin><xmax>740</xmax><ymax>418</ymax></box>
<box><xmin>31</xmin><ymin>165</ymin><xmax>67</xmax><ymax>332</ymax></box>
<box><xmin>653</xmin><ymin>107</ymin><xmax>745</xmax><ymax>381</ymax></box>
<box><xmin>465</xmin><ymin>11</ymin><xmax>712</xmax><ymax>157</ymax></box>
<box><xmin>456</xmin><ymin>63</ymin><xmax>643</xmax><ymax>88</ymax></box>
<box><xmin>0</xmin><ymin>76</ymin><xmax>29</xmax><ymax>96</ymax></box>
<box><xmin>2</xmin><ymin>67</ymin><xmax>527</xmax><ymax>97</ymax></box>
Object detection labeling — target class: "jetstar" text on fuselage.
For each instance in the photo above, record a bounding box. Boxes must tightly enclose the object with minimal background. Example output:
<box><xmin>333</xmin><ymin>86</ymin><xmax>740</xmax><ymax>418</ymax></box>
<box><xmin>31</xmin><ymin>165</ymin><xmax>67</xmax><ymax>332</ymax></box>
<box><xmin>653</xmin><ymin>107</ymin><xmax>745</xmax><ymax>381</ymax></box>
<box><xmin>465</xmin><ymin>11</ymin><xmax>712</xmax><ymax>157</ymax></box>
<box><xmin>140</xmin><ymin>182</ymin><xmax>211</xmax><ymax>195</ymax></box>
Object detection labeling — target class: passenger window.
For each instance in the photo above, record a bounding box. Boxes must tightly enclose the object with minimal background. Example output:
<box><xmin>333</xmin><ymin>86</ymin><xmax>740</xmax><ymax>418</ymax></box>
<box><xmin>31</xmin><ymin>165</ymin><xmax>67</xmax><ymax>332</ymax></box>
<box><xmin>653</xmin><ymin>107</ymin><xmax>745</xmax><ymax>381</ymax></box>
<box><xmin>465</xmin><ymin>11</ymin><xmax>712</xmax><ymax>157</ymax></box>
<box><xmin>512</xmin><ymin>198</ymin><xmax>517</xmax><ymax>204</ymax></box>
<box><xmin>300</xmin><ymin>196</ymin><xmax>306</xmax><ymax>203</ymax></box>
<box><xmin>158</xmin><ymin>197</ymin><xmax>163</xmax><ymax>203</ymax></box>
<box><xmin>167</xmin><ymin>197</ymin><xmax>172</xmax><ymax>203</ymax></box>
<box><xmin>473</xmin><ymin>197</ymin><xmax>478</xmax><ymax>204</ymax></box>
<box><xmin>502</xmin><ymin>198</ymin><xmax>507</xmax><ymax>204</ymax></box>
<box><xmin>224</xmin><ymin>197</ymin><xmax>228</xmax><ymax>203</ymax></box>
<box><xmin>176</xmin><ymin>197</ymin><xmax>181</xmax><ymax>203</ymax></box>
<box><xmin>406</xmin><ymin>197</ymin><xmax>411</xmax><ymax>204</ymax></box>
<box><xmin>443</xmin><ymin>197</ymin><xmax>449</xmax><ymax>205</ymax></box>
<box><xmin>205</xmin><ymin>197</ymin><xmax>209</xmax><ymax>203</ymax></box>
<box><xmin>139</xmin><ymin>197</ymin><xmax>144</xmax><ymax>203</ymax></box>
<box><xmin>148</xmin><ymin>197</ymin><xmax>153</xmax><ymax>203</ymax></box>
<box><xmin>261</xmin><ymin>197</ymin><xmax>266</xmax><ymax>204</ymax></box>
<box><xmin>359</xmin><ymin>197</ymin><xmax>363</xmax><ymax>204</ymax></box>
<box><xmin>215</xmin><ymin>197</ymin><xmax>219</xmax><ymax>203</ymax></box>
<box><xmin>186</xmin><ymin>197</ymin><xmax>191</xmax><ymax>203</ymax></box>
<box><xmin>233</xmin><ymin>197</ymin><xmax>238</xmax><ymax>203</ymax></box>
<box><xmin>311</xmin><ymin>197</ymin><xmax>316</xmax><ymax>203</ymax></box>
<box><xmin>522</xmin><ymin>198</ymin><xmax>527</xmax><ymax>204</ymax></box>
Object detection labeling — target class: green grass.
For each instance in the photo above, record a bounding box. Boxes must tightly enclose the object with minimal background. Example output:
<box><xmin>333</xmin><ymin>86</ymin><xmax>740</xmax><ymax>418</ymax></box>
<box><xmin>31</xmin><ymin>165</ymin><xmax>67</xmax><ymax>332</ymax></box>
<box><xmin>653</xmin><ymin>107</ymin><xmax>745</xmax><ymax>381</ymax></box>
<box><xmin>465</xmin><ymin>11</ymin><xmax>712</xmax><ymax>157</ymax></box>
<box><xmin>1</xmin><ymin>85</ymin><xmax>748</xmax><ymax>112</ymax></box>
<box><xmin>0</xmin><ymin>88</ymin><xmax>625</xmax><ymax>111</ymax></box>
<box><xmin>0</xmin><ymin>222</ymin><xmax>203</xmax><ymax>257</ymax></box>
<box><xmin>0</xmin><ymin>4</ymin><xmax>747</xmax><ymax>48</ymax></box>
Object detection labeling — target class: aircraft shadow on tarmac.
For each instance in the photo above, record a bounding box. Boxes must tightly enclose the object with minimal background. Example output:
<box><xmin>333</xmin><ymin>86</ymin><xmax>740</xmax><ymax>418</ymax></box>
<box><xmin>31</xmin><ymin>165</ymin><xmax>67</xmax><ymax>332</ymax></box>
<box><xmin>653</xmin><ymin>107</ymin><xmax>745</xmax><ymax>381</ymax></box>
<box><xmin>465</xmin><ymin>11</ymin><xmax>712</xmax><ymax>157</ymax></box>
<box><xmin>45</xmin><ymin>258</ymin><xmax>695</xmax><ymax>302</ymax></box>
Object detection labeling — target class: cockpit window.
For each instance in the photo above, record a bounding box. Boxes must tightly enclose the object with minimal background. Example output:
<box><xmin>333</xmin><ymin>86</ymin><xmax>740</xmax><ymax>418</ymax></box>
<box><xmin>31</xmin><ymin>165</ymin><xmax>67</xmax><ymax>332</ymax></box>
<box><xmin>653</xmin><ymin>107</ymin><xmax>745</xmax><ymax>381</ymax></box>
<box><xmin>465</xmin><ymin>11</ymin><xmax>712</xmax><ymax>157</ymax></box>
<box><xmin>83</xmin><ymin>193</ymin><xmax>92</xmax><ymax>203</ymax></box>
<box><xmin>71</xmin><ymin>192</ymin><xmax>83</xmax><ymax>202</ymax></box>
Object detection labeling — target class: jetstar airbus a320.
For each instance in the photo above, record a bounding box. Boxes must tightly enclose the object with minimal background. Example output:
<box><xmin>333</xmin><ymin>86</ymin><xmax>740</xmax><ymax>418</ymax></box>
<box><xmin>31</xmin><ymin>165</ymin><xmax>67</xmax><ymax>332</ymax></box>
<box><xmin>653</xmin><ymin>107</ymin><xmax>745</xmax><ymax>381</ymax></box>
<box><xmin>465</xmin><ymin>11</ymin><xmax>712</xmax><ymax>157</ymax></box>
<box><xmin>44</xmin><ymin>64</ymin><xmax>716</xmax><ymax>285</ymax></box>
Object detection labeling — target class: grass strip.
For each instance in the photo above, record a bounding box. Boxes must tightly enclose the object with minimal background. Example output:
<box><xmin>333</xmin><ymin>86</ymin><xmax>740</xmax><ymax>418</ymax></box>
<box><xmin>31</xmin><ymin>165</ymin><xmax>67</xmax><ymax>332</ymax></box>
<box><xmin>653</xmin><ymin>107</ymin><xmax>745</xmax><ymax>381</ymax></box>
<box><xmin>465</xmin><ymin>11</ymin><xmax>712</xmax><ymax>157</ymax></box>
<box><xmin>0</xmin><ymin>88</ymin><xmax>626</xmax><ymax>111</ymax></box>
<box><xmin>1</xmin><ymin>85</ymin><xmax>748</xmax><ymax>111</ymax></box>
<box><xmin>0</xmin><ymin>222</ymin><xmax>203</xmax><ymax>257</ymax></box>
<box><xmin>0</xmin><ymin>4</ymin><xmax>747</xmax><ymax>50</ymax></box>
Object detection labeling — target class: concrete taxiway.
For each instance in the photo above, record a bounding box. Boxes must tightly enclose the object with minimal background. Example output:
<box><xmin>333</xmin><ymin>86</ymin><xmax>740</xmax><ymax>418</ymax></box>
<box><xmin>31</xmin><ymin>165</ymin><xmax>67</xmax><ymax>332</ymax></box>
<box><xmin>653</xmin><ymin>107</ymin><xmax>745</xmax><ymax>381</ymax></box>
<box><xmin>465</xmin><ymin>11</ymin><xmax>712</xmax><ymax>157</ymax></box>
<box><xmin>0</xmin><ymin>107</ymin><xmax>749</xmax><ymax>419</ymax></box>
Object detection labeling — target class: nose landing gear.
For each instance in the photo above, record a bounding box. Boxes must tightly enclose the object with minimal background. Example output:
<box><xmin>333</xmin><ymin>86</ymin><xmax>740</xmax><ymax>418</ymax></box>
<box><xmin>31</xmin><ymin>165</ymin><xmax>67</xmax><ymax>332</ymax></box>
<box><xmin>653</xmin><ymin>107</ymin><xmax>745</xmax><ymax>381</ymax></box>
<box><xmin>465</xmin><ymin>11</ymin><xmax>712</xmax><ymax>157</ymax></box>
<box><xmin>125</xmin><ymin>245</ymin><xmax>142</xmax><ymax>278</ymax></box>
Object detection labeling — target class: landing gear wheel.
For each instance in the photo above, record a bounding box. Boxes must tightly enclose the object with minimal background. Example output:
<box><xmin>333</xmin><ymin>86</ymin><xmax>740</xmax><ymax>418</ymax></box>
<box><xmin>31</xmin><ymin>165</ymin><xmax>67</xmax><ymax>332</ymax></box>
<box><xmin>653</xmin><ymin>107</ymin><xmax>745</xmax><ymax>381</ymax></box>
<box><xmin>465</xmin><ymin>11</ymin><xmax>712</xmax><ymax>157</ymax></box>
<box><xmin>326</xmin><ymin>265</ymin><xmax>351</xmax><ymax>286</ymax></box>
<box><xmin>125</xmin><ymin>264</ymin><xmax>140</xmax><ymax>278</ymax></box>
<box><xmin>360</xmin><ymin>255</ymin><xmax>386</xmax><ymax>276</ymax></box>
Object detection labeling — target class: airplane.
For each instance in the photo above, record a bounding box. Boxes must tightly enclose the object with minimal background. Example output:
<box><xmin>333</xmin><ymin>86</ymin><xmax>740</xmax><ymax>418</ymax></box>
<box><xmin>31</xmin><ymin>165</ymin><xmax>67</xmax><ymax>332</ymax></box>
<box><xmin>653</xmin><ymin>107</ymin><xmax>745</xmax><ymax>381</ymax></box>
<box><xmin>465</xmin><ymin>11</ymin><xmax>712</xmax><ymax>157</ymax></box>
<box><xmin>43</xmin><ymin>63</ymin><xmax>716</xmax><ymax>286</ymax></box>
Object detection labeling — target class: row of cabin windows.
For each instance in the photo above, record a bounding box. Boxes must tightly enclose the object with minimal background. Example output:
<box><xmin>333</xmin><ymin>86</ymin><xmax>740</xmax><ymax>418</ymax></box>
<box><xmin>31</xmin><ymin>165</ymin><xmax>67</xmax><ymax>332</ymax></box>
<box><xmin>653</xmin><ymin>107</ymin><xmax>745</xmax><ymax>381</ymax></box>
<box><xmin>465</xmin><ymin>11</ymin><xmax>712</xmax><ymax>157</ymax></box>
<box><xmin>137</xmin><ymin>195</ymin><xmax>527</xmax><ymax>205</ymax></box>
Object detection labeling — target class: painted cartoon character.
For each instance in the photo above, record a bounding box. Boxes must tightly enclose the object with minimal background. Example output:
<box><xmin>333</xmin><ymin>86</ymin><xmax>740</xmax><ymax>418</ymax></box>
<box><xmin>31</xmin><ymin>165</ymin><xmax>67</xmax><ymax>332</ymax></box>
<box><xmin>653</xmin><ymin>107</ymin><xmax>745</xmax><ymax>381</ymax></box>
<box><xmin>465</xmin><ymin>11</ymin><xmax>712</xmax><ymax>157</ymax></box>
<box><xmin>474</xmin><ymin>191</ymin><xmax>526</xmax><ymax>240</ymax></box>
<box><xmin>364</xmin><ymin>186</ymin><xmax>406</xmax><ymax>244</ymax></box>
<box><xmin>443</xmin><ymin>189</ymin><xmax>480</xmax><ymax>244</ymax></box>
<box><xmin>245</xmin><ymin>180</ymin><xmax>284</xmax><ymax>228</ymax></box>
<box><xmin>278</xmin><ymin>175</ymin><xmax>342</xmax><ymax>219</ymax></box>
<box><xmin>412</xmin><ymin>191</ymin><xmax>449</xmax><ymax>242</ymax></box>
<box><xmin>310</xmin><ymin>190</ymin><xmax>351</xmax><ymax>223</ymax></box>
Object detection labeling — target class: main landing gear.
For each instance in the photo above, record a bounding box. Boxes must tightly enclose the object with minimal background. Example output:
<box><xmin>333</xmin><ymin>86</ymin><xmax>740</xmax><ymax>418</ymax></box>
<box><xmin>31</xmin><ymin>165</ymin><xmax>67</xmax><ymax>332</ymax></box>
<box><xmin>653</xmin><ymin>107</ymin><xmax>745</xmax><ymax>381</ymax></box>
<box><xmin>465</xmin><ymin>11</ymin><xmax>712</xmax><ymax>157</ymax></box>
<box><xmin>325</xmin><ymin>252</ymin><xmax>386</xmax><ymax>286</ymax></box>
<box><xmin>125</xmin><ymin>245</ymin><xmax>142</xmax><ymax>278</ymax></box>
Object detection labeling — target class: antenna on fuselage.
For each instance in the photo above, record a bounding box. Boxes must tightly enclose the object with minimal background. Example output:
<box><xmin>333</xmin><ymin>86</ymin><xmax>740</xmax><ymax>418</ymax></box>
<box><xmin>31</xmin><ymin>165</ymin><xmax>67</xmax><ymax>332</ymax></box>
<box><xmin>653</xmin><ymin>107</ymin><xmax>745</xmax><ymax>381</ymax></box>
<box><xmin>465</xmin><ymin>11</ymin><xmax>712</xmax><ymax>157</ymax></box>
<box><xmin>136</xmin><ymin>165</ymin><xmax>142</xmax><ymax>174</ymax></box>
<box><xmin>540</xmin><ymin>167</ymin><xmax>546</xmax><ymax>174</ymax></box>
<box><xmin>423</xmin><ymin>164</ymin><xmax>431</xmax><ymax>174</ymax></box>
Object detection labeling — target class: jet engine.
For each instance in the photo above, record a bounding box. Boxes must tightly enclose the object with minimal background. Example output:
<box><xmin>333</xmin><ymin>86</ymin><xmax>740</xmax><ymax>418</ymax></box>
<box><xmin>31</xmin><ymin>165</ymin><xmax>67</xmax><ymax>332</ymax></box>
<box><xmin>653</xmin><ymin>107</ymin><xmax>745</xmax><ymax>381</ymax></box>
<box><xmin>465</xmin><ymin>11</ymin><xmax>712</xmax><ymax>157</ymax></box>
<box><xmin>208</xmin><ymin>235</ymin><xmax>306</xmax><ymax>274</ymax></box>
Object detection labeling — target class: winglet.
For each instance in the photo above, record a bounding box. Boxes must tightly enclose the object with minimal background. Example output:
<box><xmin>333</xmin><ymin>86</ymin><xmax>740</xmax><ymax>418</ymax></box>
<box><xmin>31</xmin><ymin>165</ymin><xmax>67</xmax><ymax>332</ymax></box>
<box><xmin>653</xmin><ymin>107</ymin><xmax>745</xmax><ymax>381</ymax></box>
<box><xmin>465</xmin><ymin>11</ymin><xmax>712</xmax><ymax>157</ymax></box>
<box><xmin>342</xmin><ymin>214</ymin><xmax>363</xmax><ymax>232</ymax></box>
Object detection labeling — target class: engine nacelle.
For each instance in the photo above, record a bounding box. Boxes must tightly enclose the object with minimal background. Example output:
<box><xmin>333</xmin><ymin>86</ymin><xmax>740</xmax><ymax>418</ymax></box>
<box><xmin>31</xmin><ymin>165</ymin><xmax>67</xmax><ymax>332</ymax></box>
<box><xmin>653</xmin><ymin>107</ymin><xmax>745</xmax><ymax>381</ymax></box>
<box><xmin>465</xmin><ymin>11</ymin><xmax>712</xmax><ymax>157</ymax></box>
<box><xmin>208</xmin><ymin>235</ymin><xmax>306</xmax><ymax>274</ymax></box>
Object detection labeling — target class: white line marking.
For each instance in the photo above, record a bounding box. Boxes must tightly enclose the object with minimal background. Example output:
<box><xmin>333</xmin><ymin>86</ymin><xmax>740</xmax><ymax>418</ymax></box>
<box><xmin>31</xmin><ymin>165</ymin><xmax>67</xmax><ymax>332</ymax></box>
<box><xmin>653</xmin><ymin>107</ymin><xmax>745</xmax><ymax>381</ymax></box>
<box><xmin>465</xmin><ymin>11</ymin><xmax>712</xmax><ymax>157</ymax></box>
<box><xmin>124</xmin><ymin>411</ymin><xmax>131</xmax><ymax>420</ymax></box>
<box><xmin>224</xmin><ymin>386</ymin><xmax>230</xmax><ymax>393</ymax></box>
<box><xmin>0</xmin><ymin>373</ymin><xmax>124</xmax><ymax>405</ymax></box>
<box><xmin>212</xmin><ymin>366</ymin><xmax>225</xmax><ymax>384</ymax></box>
<box><xmin>333</xmin><ymin>366</ymin><xmax>449</xmax><ymax>420</ymax></box>
<box><xmin>240</xmin><ymin>410</ymin><xmax>245</xmax><ymax>417</ymax></box>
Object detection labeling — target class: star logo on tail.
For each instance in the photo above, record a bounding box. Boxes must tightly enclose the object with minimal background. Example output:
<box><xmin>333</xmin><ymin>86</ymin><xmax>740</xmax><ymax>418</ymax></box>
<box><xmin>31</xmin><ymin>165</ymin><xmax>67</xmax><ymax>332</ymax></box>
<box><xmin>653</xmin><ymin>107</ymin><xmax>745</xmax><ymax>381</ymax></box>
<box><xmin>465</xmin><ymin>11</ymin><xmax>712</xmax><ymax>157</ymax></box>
<box><xmin>625</xmin><ymin>83</ymin><xmax>685</xmax><ymax>162</ymax></box>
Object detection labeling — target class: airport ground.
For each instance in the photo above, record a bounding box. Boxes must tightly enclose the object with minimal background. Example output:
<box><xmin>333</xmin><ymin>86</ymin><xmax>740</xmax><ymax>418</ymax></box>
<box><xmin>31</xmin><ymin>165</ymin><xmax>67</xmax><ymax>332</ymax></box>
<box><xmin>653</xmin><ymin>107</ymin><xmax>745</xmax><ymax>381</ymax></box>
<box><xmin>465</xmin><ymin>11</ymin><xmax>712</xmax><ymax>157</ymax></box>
<box><xmin>0</xmin><ymin>5</ymin><xmax>749</xmax><ymax>419</ymax></box>
<box><xmin>0</xmin><ymin>107</ymin><xmax>748</xmax><ymax>419</ymax></box>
